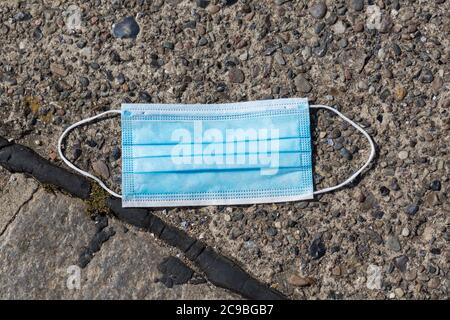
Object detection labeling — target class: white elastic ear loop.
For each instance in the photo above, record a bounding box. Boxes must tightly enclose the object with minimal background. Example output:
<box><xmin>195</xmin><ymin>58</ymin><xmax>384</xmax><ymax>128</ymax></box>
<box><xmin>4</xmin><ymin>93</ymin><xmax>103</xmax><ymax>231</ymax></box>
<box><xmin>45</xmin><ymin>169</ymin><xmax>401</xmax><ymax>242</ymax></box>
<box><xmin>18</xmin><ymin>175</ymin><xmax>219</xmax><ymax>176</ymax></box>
<box><xmin>310</xmin><ymin>105</ymin><xmax>376</xmax><ymax>195</ymax></box>
<box><xmin>57</xmin><ymin>110</ymin><xmax>122</xmax><ymax>198</ymax></box>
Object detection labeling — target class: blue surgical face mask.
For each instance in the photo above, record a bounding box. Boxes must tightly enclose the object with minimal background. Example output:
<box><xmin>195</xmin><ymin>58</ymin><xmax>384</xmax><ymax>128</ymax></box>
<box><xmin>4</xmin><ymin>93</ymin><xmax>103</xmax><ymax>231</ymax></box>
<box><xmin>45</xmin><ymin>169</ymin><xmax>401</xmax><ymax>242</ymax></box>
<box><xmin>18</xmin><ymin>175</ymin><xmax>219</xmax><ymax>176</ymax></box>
<box><xmin>58</xmin><ymin>98</ymin><xmax>375</xmax><ymax>207</ymax></box>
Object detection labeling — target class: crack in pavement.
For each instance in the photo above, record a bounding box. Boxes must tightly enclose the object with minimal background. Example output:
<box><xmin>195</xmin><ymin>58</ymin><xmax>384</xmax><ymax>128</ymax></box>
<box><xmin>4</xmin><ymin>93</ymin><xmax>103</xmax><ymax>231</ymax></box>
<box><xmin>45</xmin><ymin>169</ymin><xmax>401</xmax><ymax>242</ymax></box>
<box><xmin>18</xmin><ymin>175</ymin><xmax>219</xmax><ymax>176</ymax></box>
<box><xmin>0</xmin><ymin>187</ymin><xmax>39</xmax><ymax>239</ymax></box>
<box><xmin>78</xmin><ymin>215</ymin><xmax>116</xmax><ymax>268</ymax></box>
<box><xmin>0</xmin><ymin>136</ymin><xmax>287</xmax><ymax>300</ymax></box>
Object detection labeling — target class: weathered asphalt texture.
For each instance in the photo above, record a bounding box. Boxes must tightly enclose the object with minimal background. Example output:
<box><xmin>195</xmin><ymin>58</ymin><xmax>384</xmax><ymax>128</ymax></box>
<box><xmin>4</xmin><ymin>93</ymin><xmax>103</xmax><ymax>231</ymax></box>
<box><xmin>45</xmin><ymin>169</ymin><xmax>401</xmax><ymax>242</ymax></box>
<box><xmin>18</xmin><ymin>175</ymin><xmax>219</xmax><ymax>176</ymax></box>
<box><xmin>0</xmin><ymin>135</ymin><xmax>286</xmax><ymax>300</ymax></box>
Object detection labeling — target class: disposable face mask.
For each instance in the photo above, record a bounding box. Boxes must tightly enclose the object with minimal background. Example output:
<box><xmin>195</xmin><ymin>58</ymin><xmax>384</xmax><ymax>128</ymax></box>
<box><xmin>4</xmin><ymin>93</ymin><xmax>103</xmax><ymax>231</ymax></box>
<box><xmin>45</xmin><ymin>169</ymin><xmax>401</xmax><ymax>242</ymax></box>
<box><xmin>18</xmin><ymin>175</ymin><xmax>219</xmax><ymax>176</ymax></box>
<box><xmin>58</xmin><ymin>98</ymin><xmax>375</xmax><ymax>207</ymax></box>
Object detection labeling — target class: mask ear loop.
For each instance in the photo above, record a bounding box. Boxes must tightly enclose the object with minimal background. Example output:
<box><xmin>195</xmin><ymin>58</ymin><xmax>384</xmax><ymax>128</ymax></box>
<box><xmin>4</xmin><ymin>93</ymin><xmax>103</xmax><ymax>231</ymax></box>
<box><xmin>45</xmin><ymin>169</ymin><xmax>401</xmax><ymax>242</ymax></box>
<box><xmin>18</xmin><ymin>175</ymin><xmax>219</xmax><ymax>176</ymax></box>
<box><xmin>310</xmin><ymin>105</ymin><xmax>376</xmax><ymax>195</ymax></box>
<box><xmin>57</xmin><ymin>110</ymin><xmax>122</xmax><ymax>198</ymax></box>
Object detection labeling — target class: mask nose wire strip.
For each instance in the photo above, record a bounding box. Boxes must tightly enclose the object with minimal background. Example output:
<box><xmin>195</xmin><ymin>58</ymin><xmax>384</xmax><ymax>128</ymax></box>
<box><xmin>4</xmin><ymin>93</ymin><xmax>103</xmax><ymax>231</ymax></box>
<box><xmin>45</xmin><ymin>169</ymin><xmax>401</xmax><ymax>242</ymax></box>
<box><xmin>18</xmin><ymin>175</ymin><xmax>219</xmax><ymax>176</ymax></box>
<box><xmin>310</xmin><ymin>105</ymin><xmax>376</xmax><ymax>195</ymax></box>
<box><xmin>57</xmin><ymin>109</ymin><xmax>122</xmax><ymax>198</ymax></box>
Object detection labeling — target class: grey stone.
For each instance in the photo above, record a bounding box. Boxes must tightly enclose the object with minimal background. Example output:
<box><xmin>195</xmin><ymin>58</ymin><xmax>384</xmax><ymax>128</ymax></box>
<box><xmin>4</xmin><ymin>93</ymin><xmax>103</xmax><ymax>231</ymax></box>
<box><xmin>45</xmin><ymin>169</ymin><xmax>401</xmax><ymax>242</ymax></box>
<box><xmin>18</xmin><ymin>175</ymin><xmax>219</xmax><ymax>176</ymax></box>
<box><xmin>366</xmin><ymin>264</ymin><xmax>382</xmax><ymax>290</ymax></box>
<box><xmin>274</xmin><ymin>52</ymin><xmax>286</xmax><ymax>65</ymax></box>
<box><xmin>332</xmin><ymin>20</ymin><xmax>346</xmax><ymax>34</ymax></box>
<box><xmin>392</xmin><ymin>43</ymin><xmax>401</xmax><ymax>56</ymax></box>
<box><xmin>420</xmin><ymin>69</ymin><xmax>434</xmax><ymax>83</ymax></box>
<box><xmin>338</xmin><ymin>38</ymin><xmax>348</xmax><ymax>48</ymax></box>
<box><xmin>405</xmin><ymin>204</ymin><xmax>419</xmax><ymax>216</ymax></box>
<box><xmin>196</xmin><ymin>0</ymin><xmax>210</xmax><ymax>8</ymax></box>
<box><xmin>349</xmin><ymin>0</ymin><xmax>364</xmax><ymax>11</ymax></box>
<box><xmin>315</xmin><ymin>22</ymin><xmax>325</xmax><ymax>34</ymax></box>
<box><xmin>79</xmin><ymin>77</ymin><xmax>89</xmax><ymax>87</ymax></box>
<box><xmin>309</xmin><ymin>2</ymin><xmax>327</xmax><ymax>19</ymax></box>
<box><xmin>266</xmin><ymin>226</ymin><xmax>278</xmax><ymax>237</ymax></box>
<box><xmin>223</xmin><ymin>0</ymin><xmax>238</xmax><ymax>6</ymax></box>
<box><xmin>313</xmin><ymin>41</ymin><xmax>328</xmax><ymax>57</ymax></box>
<box><xmin>198</xmin><ymin>36</ymin><xmax>208</xmax><ymax>46</ymax></box>
<box><xmin>295</xmin><ymin>74</ymin><xmax>312</xmax><ymax>93</ymax></box>
<box><xmin>92</xmin><ymin>160</ymin><xmax>110</xmax><ymax>179</ymax></box>
<box><xmin>386</xmin><ymin>235</ymin><xmax>401</xmax><ymax>252</ymax></box>
<box><xmin>32</xmin><ymin>28</ymin><xmax>43</xmax><ymax>41</ymax></box>
<box><xmin>163</xmin><ymin>41</ymin><xmax>174</xmax><ymax>50</ymax></box>
<box><xmin>394</xmin><ymin>255</ymin><xmax>409</xmax><ymax>272</ymax></box>
<box><xmin>275</xmin><ymin>0</ymin><xmax>291</xmax><ymax>5</ymax></box>
<box><xmin>14</xmin><ymin>11</ymin><xmax>32</xmax><ymax>22</ymax></box>
<box><xmin>398</xmin><ymin>150</ymin><xmax>409</xmax><ymax>160</ymax></box>
<box><xmin>379</xmin><ymin>16</ymin><xmax>393</xmax><ymax>33</ymax></box>
<box><xmin>112</xmin><ymin>16</ymin><xmax>140</xmax><ymax>39</ymax></box>
<box><xmin>139</xmin><ymin>91</ymin><xmax>152</xmax><ymax>103</ymax></box>
<box><xmin>111</xmin><ymin>146</ymin><xmax>121</xmax><ymax>161</ymax></box>
<box><xmin>309</xmin><ymin>236</ymin><xmax>326</xmax><ymax>260</ymax></box>
<box><xmin>339</xmin><ymin>147</ymin><xmax>353</xmax><ymax>160</ymax></box>
<box><xmin>429</xmin><ymin>180</ymin><xmax>441</xmax><ymax>191</ymax></box>
<box><xmin>228</xmin><ymin>68</ymin><xmax>245</xmax><ymax>83</ymax></box>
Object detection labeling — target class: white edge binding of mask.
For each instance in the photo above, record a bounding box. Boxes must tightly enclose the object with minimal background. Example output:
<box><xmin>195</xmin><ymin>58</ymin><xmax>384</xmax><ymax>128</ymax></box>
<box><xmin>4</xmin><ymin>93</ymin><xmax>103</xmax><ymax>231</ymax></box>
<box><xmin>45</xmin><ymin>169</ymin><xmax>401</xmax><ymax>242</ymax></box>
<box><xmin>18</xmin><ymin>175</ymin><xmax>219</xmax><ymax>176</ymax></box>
<box><xmin>56</xmin><ymin>104</ymin><xmax>376</xmax><ymax>201</ymax></box>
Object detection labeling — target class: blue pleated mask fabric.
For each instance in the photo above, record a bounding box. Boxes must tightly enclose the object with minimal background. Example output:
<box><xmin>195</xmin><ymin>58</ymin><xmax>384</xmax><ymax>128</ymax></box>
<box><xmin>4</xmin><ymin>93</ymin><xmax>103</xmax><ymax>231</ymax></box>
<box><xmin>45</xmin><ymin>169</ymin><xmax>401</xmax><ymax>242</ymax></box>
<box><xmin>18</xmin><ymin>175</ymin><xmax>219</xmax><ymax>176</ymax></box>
<box><xmin>121</xmin><ymin>98</ymin><xmax>313</xmax><ymax>207</ymax></box>
<box><xmin>58</xmin><ymin>98</ymin><xmax>375</xmax><ymax>208</ymax></box>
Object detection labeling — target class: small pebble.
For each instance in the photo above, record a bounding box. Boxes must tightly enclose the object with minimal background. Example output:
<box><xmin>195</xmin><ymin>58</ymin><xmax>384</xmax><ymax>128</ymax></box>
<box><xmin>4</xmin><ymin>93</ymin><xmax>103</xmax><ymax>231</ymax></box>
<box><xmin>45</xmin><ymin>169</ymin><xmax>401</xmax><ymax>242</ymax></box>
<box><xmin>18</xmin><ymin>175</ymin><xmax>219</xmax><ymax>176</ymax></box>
<box><xmin>198</xmin><ymin>37</ymin><xmax>208</xmax><ymax>46</ymax></box>
<box><xmin>79</xmin><ymin>76</ymin><xmax>90</xmax><ymax>87</ymax></box>
<box><xmin>349</xmin><ymin>0</ymin><xmax>364</xmax><ymax>11</ymax></box>
<box><xmin>430</xmin><ymin>248</ymin><xmax>441</xmax><ymax>255</ymax></box>
<box><xmin>207</xmin><ymin>5</ymin><xmax>220</xmax><ymax>14</ymax></box>
<box><xmin>139</xmin><ymin>91</ymin><xmax>152</xmax><ymax>103</ymax></box>
<box><xmin>392</xmin><ymin>43</ymin><xmax>402</xmax><ymax>56</ymax></box>
<box><xmin>398</xmin><ymin>151</ymin><xmax>408</xmax><ymax>160</ymax></box>
<box><xmin>420</xmin><ymin>69</ymin><xmax>434</xmax><ymax>83</ymax></box>
<box><xmin>309</xmin><ymin>2</ymin><xmax>327</xmax><ymax>19</ymax></box>
<box><xmin>266</xmin><ymin>227</ymin><xmax>278</xmax><ymax>237</ymax></box>
<box><xmin>332</xmin><ymin>21</ymin><xmax>346</xmax><ymax>34</ymax></box>
<box><xmin>404</xmin><ymin>270</ymin><xmax>417</xmax><ymax>281</ymax></box>
<box><xmin>366</xmin><ymin>264</ymin><xmax>382</xmax><ymax>290</ymax></box>
<box><xmin>111</xmin><ymin>146</ymin><xmax>121</xmax><ymax>160</ymax></box>
<box><xmin>394</xmin><ymin>86</ymin><xmax>407</xmax><ymax>101</ymax></box>
<box><xmin>394</xmin><ymin>287</ymin><xmax>404</xmax><ymax>298</ymax></box>
<box><xmin>92</xmin><ymin>160</ymin><xmax>110</xmax><ymax>179</ymax></box>
<box><xmin>32</xmin><ymin>28</ymin><xmax>43</xmax><ymax>41</ymax></box>
<box><xmin>401</xmin><ymin>228</ymin><xmax>410</xmax><ymax>237</ymax></box>
<box><xmin>386</xmin><ymin>235</ymin><xmax>401</xmax><ymax>252</ymax></box>
<box><xmin>228</xmin><ymin>68</ymin><xmax>245</xmax><ymax>83</ymax></box>
<box><xmin>339</xmin><ymin>148</ymin><xmax>352</xmax><ymax>160</ymax></box>
<box><xmin>295</xmin><ymin>74</ymin><xmax>312</xmax><ymax>93</ymax></box>
<box><xmin>274</xmin><ymin>52</ymin><xmax>286</xmax><ymax>66</ymax></box>
<box><xmin>428</xmin><ymin>278</ymin><xmax>440</xmax><ymax>289</ymax></box>
<box><xmin>163</xmin><ymin>41</ymin><xmax>174</xmax><ymax>50</ymax></box>
<box><xmin>429</xmin><ymin>180</ymin><xmax>441</xmax><ymax>191</ymax></box>
<box><xmin>338</xmin><ymin>38</ymin><xmax>348</xmax><ymax>48</ymax></box>
<box><xmin>196</xmin><ymin>0</ymin><xmax>210</xmax><ymax>8</ymax></box>
<box><xmin>116</xmin><ymin>73</ymin><xmax>126</xmax><ymax>85</ymax></box>
<box><xmin>394</xmin><ymin>255</ymin><xmax>409</xmax><ymax>272</ymax></box>
<box><xmin>112</xmin><ymin>16</ymin><xmax>140</xmax><ymax>39</ymax></box>
<box><xmin>288</xmin><ymin>274</ymin><xmax>315</xmax><ymax>287</ymax></box>
<box><xmin>309</xmin><ymin>236</ymin><xmax>326</xmax><ymax>260</ymax></box>
<box><xmin>405</xmin><ymin>204</ymin><xmax>419</xmax><ymax>216</ymax></box>
<box><xmin>379</xmin><ymin>186</ymin><xmax>390</xmax><ymax>197</ymax></box>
